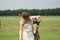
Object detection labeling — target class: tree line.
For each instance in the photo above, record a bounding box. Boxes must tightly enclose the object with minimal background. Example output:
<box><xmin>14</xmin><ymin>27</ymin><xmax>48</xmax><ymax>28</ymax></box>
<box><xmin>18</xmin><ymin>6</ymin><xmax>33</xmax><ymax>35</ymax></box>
<box><xmin>0</xmin><ymin>8</ymin><xmax>60</xmax><ymax>16</ymax></box>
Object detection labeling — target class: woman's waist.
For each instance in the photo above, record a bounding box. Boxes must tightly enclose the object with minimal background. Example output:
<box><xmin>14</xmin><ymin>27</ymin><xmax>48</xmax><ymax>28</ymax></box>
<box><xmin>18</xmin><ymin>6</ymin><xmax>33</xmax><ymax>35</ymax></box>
<box><xmin>23</xmin><ymin>29</ymin><xmax>33</xmax><ymax>32</ymax></box>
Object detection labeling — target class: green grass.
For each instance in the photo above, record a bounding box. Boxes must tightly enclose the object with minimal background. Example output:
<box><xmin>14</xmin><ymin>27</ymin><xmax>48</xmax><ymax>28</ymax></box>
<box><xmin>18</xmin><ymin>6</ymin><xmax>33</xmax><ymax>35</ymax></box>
<box><xmin>0</xmin><ymin>16</ymin><xmax>60</xmax><ymax>40</ymax></box>
<box><xmin>0</xmin><ymin>31</ymin><xmax>19</xmax><ymax>40</ymax></box>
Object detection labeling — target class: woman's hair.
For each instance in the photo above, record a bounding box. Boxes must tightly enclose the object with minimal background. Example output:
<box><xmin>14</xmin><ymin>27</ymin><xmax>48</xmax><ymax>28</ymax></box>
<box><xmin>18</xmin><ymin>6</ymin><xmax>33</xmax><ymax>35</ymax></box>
<box><xmin>22</xmin><ymin>12</ymin><xmax>29</xmax><ymax>19</ymax></box>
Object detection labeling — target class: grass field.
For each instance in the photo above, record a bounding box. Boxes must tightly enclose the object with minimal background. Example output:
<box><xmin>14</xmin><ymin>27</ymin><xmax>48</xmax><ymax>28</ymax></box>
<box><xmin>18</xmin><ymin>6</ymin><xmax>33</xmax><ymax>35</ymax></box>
<box><xmin>0</xmin><ymin>16</ymin><xmax>60</xmax><ymax>40</ymax></box>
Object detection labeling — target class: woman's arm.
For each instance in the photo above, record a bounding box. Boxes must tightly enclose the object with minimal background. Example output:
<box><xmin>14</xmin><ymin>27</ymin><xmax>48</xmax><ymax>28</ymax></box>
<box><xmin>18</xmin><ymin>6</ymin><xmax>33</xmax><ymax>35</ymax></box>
<box><xmin>19</xmin><ymin>21</ymin><xmax>23</xmax><ymax>40</ymax></box>
<box><xmin>30</xmin><ymin>15</ymin><xmax>41</xmax><ymax>20</ymax></box>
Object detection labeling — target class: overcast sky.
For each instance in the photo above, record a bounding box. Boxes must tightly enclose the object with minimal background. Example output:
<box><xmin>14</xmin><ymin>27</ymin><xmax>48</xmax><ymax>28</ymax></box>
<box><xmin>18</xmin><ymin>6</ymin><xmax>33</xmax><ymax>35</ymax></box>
<box><xmin>0</xmin><ymin>0</ymin><xmax>60</xmax><ymax>10</ymax></box>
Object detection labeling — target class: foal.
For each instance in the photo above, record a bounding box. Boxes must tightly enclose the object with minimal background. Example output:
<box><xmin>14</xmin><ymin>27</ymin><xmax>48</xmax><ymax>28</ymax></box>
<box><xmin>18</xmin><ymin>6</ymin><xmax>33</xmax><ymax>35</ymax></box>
<box><xmin>33</xmin><ymin>18</ymin><xmax>40</xmax><ymax>40</ymax></box>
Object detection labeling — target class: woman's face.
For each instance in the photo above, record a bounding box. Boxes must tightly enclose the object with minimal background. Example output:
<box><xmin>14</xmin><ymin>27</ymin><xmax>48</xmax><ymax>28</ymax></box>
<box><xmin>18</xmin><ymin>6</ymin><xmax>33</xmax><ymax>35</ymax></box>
<box><xmin>22</xmin><ymin>12</ymin><xmax>30</xmax><ymax>21</ymax></box>
<box><xmin>23</xmin><ymin>16</ymin><xmax>29</xmax><ymax>21</ymax></box>
<box><xmin>24</xmin><ymin>16</ymin><xmax>29</xmax><ymax>21</ymax></box>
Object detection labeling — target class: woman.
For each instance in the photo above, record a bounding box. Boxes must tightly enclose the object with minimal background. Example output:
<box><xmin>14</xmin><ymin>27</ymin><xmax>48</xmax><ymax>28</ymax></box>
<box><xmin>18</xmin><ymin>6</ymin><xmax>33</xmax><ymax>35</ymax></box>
<box><xmin>19</xmin><ymin>12</ymin><xmax>34</xmax><ymax>40</ymax></box>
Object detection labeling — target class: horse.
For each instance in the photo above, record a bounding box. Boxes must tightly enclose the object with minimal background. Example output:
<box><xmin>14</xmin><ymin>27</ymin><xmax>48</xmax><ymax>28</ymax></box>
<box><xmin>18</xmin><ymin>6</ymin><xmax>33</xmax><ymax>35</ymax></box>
<box><xmin>33</xmin><ymin>23</ymin><xmax>40</xmax><ymax>40</ymax></box>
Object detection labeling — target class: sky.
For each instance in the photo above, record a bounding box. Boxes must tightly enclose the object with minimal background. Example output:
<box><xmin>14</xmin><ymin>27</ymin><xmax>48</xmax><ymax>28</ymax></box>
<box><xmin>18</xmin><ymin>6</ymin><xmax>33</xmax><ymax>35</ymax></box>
<box><xmin>0</xmin><ymin>0</ymin><xmax>60</xmax><ymax>10</ymax></box>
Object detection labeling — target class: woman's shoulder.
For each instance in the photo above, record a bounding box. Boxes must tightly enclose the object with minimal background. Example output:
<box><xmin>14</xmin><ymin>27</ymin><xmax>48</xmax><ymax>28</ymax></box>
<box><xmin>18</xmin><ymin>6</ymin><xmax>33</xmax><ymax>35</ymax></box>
<box><xmin>19</xmin><ymin>19</ymin><xmax>24</xmax><ymax>24</ymax></box>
